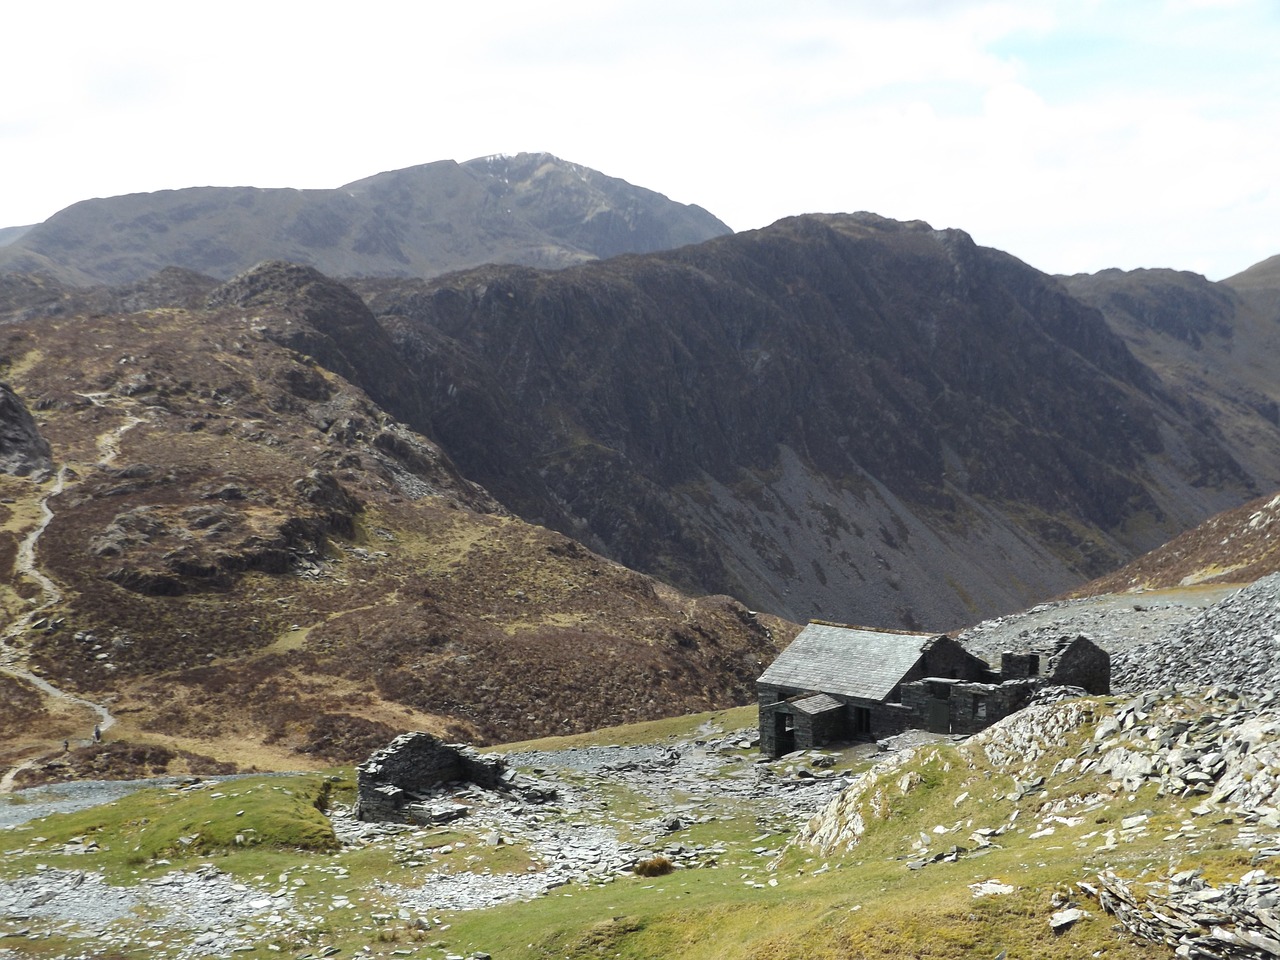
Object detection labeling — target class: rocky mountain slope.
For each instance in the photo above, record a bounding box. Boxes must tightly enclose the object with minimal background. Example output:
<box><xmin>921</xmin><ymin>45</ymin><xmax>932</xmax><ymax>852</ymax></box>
<box><xmin>1062</xmin><ymin>262</ymin><xmax>1280</xmax><ymax>490</ymax></box>
<box><xmin>1072</xmin><ymin>487</ymin><xmax>1280</xmax><ymax>595</ymax></box>
<box><xmin>0</xmin><ymin>269</ymin><xmax>790</xmax><ymax>778</ymax></box>
<box><xmin>2</xmin><ymin>206</ymin><xmax>1279</xmax><ymax>779</ymax></box>
<box><xmin>352</xmin><ymin>213</ymin><xmax>1264</xmax><ymax>626</ymax></box>
<box><xmin>0</xmin><ymin>153</ymin><xmax>729</xmax><ymax>285</ymax></box>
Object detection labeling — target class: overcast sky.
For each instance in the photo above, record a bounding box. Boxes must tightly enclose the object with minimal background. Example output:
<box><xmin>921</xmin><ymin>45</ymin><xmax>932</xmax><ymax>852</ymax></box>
<box><xmin>3</xmin><ymin>0</ymin><xmax>1276</xmax><ymax>279</ymax></box>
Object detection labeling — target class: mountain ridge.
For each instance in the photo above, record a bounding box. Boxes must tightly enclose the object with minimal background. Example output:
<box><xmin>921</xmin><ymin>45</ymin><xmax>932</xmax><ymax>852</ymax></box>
<box><xmin>350</xmin><ymin>212</ymin><xmax>1265</xmax><ymax>625</ymax></box>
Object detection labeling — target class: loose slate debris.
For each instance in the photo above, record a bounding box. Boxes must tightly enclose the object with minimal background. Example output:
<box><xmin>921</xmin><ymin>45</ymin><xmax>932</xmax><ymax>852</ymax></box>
<box><xmin>1084</xmin><ymin>869</ymin><xmax>1280</xmax><ymax>959</ymax></box>
<box><xmin>1114</xmin><ymin>574</ymin><xmax>1280</xmax><ymax>695</ymax></box>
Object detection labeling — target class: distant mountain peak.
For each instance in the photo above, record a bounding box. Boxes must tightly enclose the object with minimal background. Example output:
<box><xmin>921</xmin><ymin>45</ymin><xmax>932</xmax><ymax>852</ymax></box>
<box><xmin>0</xmin><ymin>156</ymin><xmax>732</xmax><ymax>286</ymax></box>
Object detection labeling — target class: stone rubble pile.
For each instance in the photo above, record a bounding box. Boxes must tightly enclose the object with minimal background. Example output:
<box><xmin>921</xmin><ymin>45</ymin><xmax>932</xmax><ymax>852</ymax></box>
<box><xmin>1079</xmin><ymin>686</ymin><xmax>1280</xmax><ymax>815</ymax></box>
<box><xmin>970</xmin><ymin>697</ymin><xmax>1099</xmax><ymax>772</ymax></box>
<box><xmin>956</xmin><ymin>593</ymin><xmax>1220</xmax><ymax>667</ymax></box>
<box><xmin>803</xmin><ymin>683</ymin><xmax>1280</xmax><ymax>862</ymax></box>
<box><xmin>1113</xmin><ymin>574</ymin><xmax>1280</xmax><ymax>694</ymax></box>
<box><xmin>966</xmin><ymin>683</ymin><xmax>1280</xmax><ymax>817</ymax></box>
<box><xmin>1084</xmin><ymin>868</ymin><xmax>1280</xmax><ymax>959</ymax></box>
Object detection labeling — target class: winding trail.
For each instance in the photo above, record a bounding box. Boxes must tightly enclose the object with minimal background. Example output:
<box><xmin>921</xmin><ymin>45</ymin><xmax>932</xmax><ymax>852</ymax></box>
<box><xmin>95</xmin><ymin>415</ymin><xmax>145</xmax><ymax>467</ymax></box>
<box><xmin>1</xmin><ymin>465</ymin><xmax>67</xmax><ymax>648</ymax></box>
<box><xmin>0</xmin><ymin>414</ymin><xmax>148</xmax><ymax>792</ymax></box>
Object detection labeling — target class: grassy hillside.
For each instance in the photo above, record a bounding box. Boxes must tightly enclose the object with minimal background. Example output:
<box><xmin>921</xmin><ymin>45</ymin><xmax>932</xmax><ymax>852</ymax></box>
<box><xmin>4</xmin><ymin>691</ymin><xmax>1266</xmax><ymax>958</ymax></box>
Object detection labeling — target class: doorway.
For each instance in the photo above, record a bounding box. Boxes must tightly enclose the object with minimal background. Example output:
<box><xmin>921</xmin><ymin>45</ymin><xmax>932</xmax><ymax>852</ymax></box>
<box><xmin>774</xmin><ymin>712</ymin><xmax>796</xmax><ymax>755</ymax></box>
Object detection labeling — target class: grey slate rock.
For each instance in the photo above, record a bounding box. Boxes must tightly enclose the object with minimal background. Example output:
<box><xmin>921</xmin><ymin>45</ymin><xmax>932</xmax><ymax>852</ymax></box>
<box><xmin>0</xmin><ymin>383</ymin><xmax>51</xmax><ymax>477</ymax></box>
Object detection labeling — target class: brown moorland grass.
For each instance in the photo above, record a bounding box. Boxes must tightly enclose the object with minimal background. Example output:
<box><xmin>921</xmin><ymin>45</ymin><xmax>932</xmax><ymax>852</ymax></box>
<box><xmin>0</xmin><ymin>304</ymin><xmax>791</xmax><ymax>774</ymax></box>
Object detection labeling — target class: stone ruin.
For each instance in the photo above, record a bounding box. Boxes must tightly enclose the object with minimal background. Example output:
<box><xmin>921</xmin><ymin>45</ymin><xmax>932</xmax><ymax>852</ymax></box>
<box><xmin>354</xmin><ymin>732</ymin><xmax>556</xmax><ymax>824</ymax></box>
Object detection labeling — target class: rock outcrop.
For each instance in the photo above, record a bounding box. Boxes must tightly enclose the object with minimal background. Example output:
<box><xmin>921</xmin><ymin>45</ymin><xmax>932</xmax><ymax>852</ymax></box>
<box><xmin>1086</xmin><ymin>868</ymin><xmax>1280</xmax><ymax>959</ymax></box>
<box><xmin>0</xmin><ymin>383</ymin><xmax>51</xmax><ymax>476</ymax></box>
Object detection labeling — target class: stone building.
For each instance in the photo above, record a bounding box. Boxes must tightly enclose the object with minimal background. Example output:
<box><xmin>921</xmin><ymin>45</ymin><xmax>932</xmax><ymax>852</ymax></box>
<box><xmin>757</xmin><ymin>623</ymin><xmax>996</xmax><ymax>756</ymax></box>
<box><xmin>757</xmin><ymin>622</ymin><xmax>1109</xmax><ymax>756</ymax></box>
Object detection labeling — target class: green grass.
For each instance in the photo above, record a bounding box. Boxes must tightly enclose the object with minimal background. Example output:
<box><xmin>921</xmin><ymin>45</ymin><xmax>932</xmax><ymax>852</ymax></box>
<box><xmin>0</xmin><ymin>774</ymin><xmax>340</xmax><ymax>884</ymax></box>
<box><xmin>486</xmin><ymin>704</ymin><xmax>758</xmax><ymax>752</ymax></box>
<box><xmin>426</xmin><ymin>704</ymin><xmax>1255</xmax><ymax>960</ymax></box>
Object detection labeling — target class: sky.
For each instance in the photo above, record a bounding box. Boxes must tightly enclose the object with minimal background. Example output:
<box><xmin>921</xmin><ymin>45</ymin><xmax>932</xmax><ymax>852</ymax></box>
<box><xmin>2</xmin><ymin>0</ymin><xmax>1276</xmax><ymax>280</ymax></box>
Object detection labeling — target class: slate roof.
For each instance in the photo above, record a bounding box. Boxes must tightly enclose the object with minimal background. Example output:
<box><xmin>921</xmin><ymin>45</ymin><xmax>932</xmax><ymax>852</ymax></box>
<box><xmin>758</xmin><ymin>623</ymin><xmax>938</xmax><ymax>702</ymax></box>
<box><xmin>791</xmin><ymin>693</ymin><xmax>843</xmax><ymax>715</ymax></box>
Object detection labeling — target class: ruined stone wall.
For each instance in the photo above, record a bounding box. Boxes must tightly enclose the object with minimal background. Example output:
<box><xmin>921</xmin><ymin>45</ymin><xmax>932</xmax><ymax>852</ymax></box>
<box><xmin>865</xmin><ymin>700</ymin><xmax>913</xmax><ymax>739</ymax></box>
<box><xmin>355</xmin><ymin>732</ymin><xmax>510</xmax><ymax>821</ymax></box>
<box><xmin>1001</xmin><ymin>651</ymin><xmax>1042</xmax><ymax>680</ymax></box>
<box><xmin>1048</xmin><ymin>637</ymin><xmax>1110</xmax><ymax>694</ymax></box>
<box><xmin>949</xmin><ymin>681</ymin><xmax>1038</xmax><ymax>734</ymax></box>
<box><xmin>922</xmin><ymin>636</ymin><xmax>998</xmax><ymax>683</ymax></box>
<box><xmin>899</xmin><ymin>681</ymin><xmax>935</xmax><ymax>727</ymax></box>
<box><xmin>901</xmin><ymin>678</ymin><xmax>1039</xmax><ymax>735</ymax></box>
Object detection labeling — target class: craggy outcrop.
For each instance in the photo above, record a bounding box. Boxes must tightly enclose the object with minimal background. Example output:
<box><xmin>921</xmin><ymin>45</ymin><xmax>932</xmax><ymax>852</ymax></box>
<box><xmin>0</xmin><ymin>383</ymin><xmax>51</xmax><ymax>476</ymax></box>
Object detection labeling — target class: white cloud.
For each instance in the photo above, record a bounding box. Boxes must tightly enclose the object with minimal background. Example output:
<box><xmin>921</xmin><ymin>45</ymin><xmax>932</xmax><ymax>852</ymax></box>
<box><xmin>1</xmin><ymin>0</ymin><xmax>1276</xmax><ymax>278</ymax></box>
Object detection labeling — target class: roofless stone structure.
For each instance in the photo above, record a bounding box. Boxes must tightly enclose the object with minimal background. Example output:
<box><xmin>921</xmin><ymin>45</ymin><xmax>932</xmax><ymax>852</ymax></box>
<box><xmin>355</xmin><ymin>732</ymin><xmax>555</xmax><ymax>823</ymax></box>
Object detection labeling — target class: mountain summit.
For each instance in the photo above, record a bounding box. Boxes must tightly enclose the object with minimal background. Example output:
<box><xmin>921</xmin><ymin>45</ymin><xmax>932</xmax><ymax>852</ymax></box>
<box><xmin>0</xmin><ymin>153</ymin><xmax>730</xmax><ymax>285</ymax></box>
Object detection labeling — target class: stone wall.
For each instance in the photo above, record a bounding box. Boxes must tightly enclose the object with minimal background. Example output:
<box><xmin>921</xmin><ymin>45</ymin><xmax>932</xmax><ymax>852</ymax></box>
<box><xmin>1001</xmin><ymin>651</ymin><xmax>1042</xmax><ymax>680</ymax></box>
<box><xmin>866</xmin><ymin>700</ymin><xmax>914</xmax><ymax>739</ymax></box>
<box><xmin>901</xmin><ymin>677</ymin><xmax>1043</xmax><ymax>735</ymax></box>
<box><xmin>1047</xmin><ymin>636</ymin><xmax>1110</xmax><ymax>694</ymax></box>
<box><xmin>920</xmin><ymin>636</ymin><xmax>999</xmax><ymax>684</ymax></box>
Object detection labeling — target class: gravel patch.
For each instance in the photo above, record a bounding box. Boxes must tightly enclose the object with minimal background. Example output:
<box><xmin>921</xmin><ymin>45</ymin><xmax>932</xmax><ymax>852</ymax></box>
<box><xmin>955</xmin><ymin>586</ymin><xmax>1236</xmax><ymax>667</ymax></box>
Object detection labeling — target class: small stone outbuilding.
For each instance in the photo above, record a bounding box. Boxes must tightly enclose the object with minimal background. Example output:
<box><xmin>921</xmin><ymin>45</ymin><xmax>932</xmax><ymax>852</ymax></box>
<box><xmin>757</xmin><ymin>623</ymin><xmax>1110</xmax><ymax>756</ymax></box>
